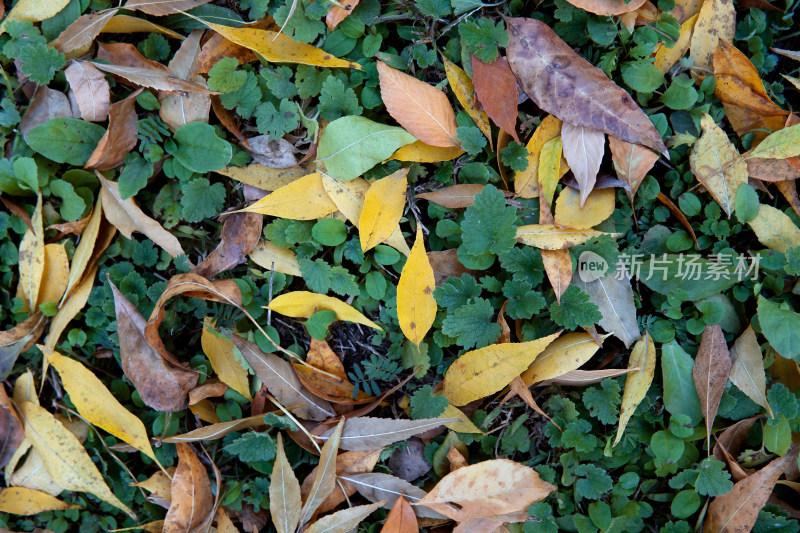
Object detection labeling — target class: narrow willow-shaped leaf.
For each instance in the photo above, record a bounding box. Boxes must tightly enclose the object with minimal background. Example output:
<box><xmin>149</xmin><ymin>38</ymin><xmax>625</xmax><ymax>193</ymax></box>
<box><xmin>271</xmin><ymin>434</ymin><xmax>302</xmax><ymax>533</ymax></box>
<box><xmin>693</xmin><ymin>324</ymin><xmax>732</xmax><ymax>453</ymax></box>
<box><xmin>397</xmin><ymin>226</ymin><xmax>436</xmax><ymax>345</ymax></box>
<box><xmin>729</xmin><ymin>326</ymin><xmax>773</xmax><ymax>417</ymax></box>
<box><xmin>614</xmin><ymin>332</ymin><xmax>656</xmax><ymax>445</ymax></box>
<box><xmin>304</xmin><ymin>502</ymin><xmax>384</xmax><ymax>533</ymax></box>
<box><xmin>300</xmin><ymin>419</ymin><xmax>344</xmax><ymax>526</ymax></box>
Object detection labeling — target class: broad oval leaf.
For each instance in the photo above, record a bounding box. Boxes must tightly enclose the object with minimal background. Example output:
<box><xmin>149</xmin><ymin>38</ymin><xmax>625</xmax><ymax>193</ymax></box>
<box><xmin>163</xmin><ymin>443</ymin><xmax>214</xmax><ymax>533</ymax></box>
<box><xmin>661</xmin><ymin>341</ymin><xmax>703</xmax><ymax>426</ymax></box>
<box><xmin>729</xmin><ymin>326</ymin><xmax>772</xmax><ymax>417</ymax></box>
<box><xmin>0</xmin><ymin>487</ymin><xmax>81</xmax><ymax>515</ymax></box>
<box><xmin>554</xmin><ymin>187</ymin><xmax>615</xmax><ymax>229</ymax></box>
<box><xmin>521</xmin><ymin>332</ymin><xmax>604</xmax><ymax>386</ymax></box>
<box><xmin>27</xmin><ymin>118</ymin><xmax>105</xmax><ymax>166</ymax></box>
<box><xmin>249</xmin><ymin>240</ymin><xmax>302</xmax><ymax>276</ymax></box>
<box><xmin>242</xmin><ymin>173</ymin><xmax>338</xmax><ymax>220</ymax></box>
<box><xmin>359</xmin><ymin>169</ymin><xmax>408</xmax><ymax>252</ymax></box>
<box><xmin>173</xmin><ymin>122</ymin><xmax>233</xmax><ymax>173</ymax></box>
<box><xmin>560</xmin><ymin>123</ymin><xmax>605</xmax><ymax>206</ymax></box>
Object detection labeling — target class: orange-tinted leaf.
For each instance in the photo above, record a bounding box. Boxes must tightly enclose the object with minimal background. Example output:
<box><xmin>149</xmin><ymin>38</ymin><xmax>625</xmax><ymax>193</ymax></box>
<box><xmin>693</xmin><ymin>324</ymin><xmax>731</xmax><ymax>452</ymax></box>
<box><xmin>471</xmin><ymin>55</ymin><xmax>519</xmax><ymax>142</ymax></box>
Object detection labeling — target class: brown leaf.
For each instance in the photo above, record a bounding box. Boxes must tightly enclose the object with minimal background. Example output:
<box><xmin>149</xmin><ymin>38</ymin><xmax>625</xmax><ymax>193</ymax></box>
<box><xmin>193</xmin><ymin>212</ymin><xmax>262</xmax><ymax>279</ymax></box>
<box><xmin>706</xmin><ymin>447</ymin><xmax>798</xmax><ymax>532</ymax></box>
<box><xmin>541</xmin><ymin>249</ymin><xmax>571</xmax><ymax>302</ymax></box>
<box><xmin>747</xmin><ymin>158</ymin><xmax>800</xmax><ymax>182</ymax></box>
<box><xmin>712</xmin><ymin>415</ymin><xmax>761</xmax><ymax>466</ymax></box>
<box><xmin>293</xmin><ymin>339</ymin><xmax>372</xmax><ymax>405</ymax></box>
<box><xmin>85</xmin><ymin>89</ymin><xmax>141</xmax><ymax>170</ymax></box>
<box><xmin>471</xmin><ymin>55</ymin><xmax>519</xmax><ymax>142</ymax></box>
<box><xmin>110</xmin><ymin>280</ymin><xmax>198</xmax><ymax>412</ymax></box>
<box><xmin>62</xmin><ymin>62</ymin><xmax>110</xmax><ymax>122</ymax></box>
<box><xmin>51</xmin><ymin>10</ymin><xmax>119</xmax><ymax>59</ymax></box>
<box><xmin>693</xmin><ymin>324</ymin><xmax>732</xmax><ymax>453</ymax></box>
<box><xmin>327</xmin><ymin>0</ymin><xmax>360</xmax><ymax>28</ymax></box>
<box><xmin>565</xmin><ymin>0</ymin><xmax>646</xmax><ymax>15</ymax></box>
<box><xmin>427</xmin><ymin>249</ymin><xmax>475</xmax><ymax>287</ymax></box>
<box><xmin>775</xmin><ymin>180</ymin><xmax>800</xmax><ymax>218</ymax></box>
<box><xmin>97</xmin><ymin>42</ymin><xmax>169</xmax><ymax>71</ymax></box>
<box><xmin>212</xmin><ymin>96</ymin><xmax>250</xmax><ymax>149</ymax></box>
<box><xmin>498</xmin><ymin>301</ymin><xmax>511</xmax><ymax>343</ymax></box>
<box><xmin>417</xmin><ymin>184</ymin><xmax>494</xmax><ymax>209</ymax></box>
<box><xmin>506</xmin><ymin>17</ymin><xmax>668</xmax><ymax>156</ymax></box>
<box><xmin>93</xmin><ymin>61</ymin><xmax>216</xmax><ymax>94</ymax></box>
<box><xmin>188</xmin><ymin>379</ymin><xmax>229</xmax><ymax>405</ymax></box>
<box><xmin>1</xmin><ymin>314</ymin><xmax>45</xmax><ymax>377</ymax></box>
<box><xmin>509</xmin><ymin>376</ymin><xmax>558</xmax><ymax>427</ymax></box>
<box><xmin>1</xmin><ymin>196</ymin><xmax>33</xmax><ymax>233</ymax></box>
<box><xmin>196</xmin><ymin>31</ymin><xmax>259</xmax><ymax>74</ymax></box>
<box><xmin>377</xmin><ymin>61</ymin><xmax>460</xmax><ymax>148</ymax></box>
<box><xmin>160</xmin><ymin>31</ymin><xmax>211</xmax><ymax>131</ymax></box>
<box><xmin>300</xmin><ymin>449</ymin><xmax>382</xmax><ymax>515</ymax></box>
<box><xmin>0</xmin><ymin>385</ymin><xmax>23</xmax><ymax>468</ymax></box>
<box><xmin>20</xmin><ymin>87</ymin><xmax>72</xmax><ymax>144</ymax></box>
<box><xmin>656</xmin><ymin>193</ymin><xmax>699</xmax><ymax>247</ymax></box>
<box><xmin>561</xmin><ymin>123</ymin><xmax>606</xmax><ymax>205</ymax></box>
<box><xmin>145</xmin><ymin>274</ymin><xmax>242</xmax><ymax>365</ymax></box>
<box><xmin>164</xmin><ymin>443</ymin><xmax>214</xmax><ymax>533</ymax></box>
<box><xmin>608</xmin><ymin>136</ymin><xmax>659</xmax><ymax>201</ymax></box>
<box><xmin>381</xmin><ymin>496</ymin><xmax>418</xmax><ymax>533</ymax></box>
<box><xmin>123</xmin><ymin>0</ymin><xmax>214</xmax><ymax>16</ymax></box>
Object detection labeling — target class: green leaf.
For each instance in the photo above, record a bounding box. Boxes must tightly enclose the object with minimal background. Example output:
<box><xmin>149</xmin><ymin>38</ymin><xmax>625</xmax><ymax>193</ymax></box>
<box><xmin>27</xmin><ymin>118</ymin><xmax>106</xmax><ymax>166</ymax></box>
<box><xmin>312</xmin><ymin>218</ymin><xmax>348</xmax><ymax>246</ymax></box>
<box><xmin>208</xmin><ymin>57</ymin><xmax>247</xmax><ymax>93</ymax></box>
<box><xmin>18</xmin><ymin>42</ymin><xmax>65</xmax><ymax>84</ymax></box>
<box><xmin>316</xmin><ymin>116</ymin><xmax>416</xmax><ymax>181</ymax></box>
<box><xmin>255</xmin><ymin>99</ymin><xmax>300</xmax><ymax>140</ymax></box>
<box><xmin>621</xmin><ymin>60</ymin><xmax>665</xmax><ymax>93</ymax></box>
<box><xmin>137</xmin><ymin>34</ymin><xmax>170</xmax><ymax>62</ymax></box>
<box><xmin>318</xmin><ymin>76</ymin><xmax>362</xmax><ymax>121</ymax></box>
<box><xmin>417</xmin><ymin>0</ymin><xmax>452</xmax><ymax>17</ymax></box>
<box><xmin>224</xmin><ymin>432</ymin><xmax>277</xmax><ymax>463</ymax></box>
<box><xmin>180</xmin><ymin>178</ymin><xmax>226</xmax><ymax>222</ymax></box>
<box><xmin>574</xmin><ymin>464</ymin><xmax>613</xmax><ymax>500</ymax></box>
<box><xmin>12</xmin><ymin>157</ymin><xmax>38</xmax><ymax>192</ymax></box>
<box><xmin>693</xmin><ymin>458</ymin><xmax>733</xmax><ymax>497</ymax></box>
<box><xmin>659</xmin><ymin>75</ymin><xmax>698</xmax><ymax>110</ymax></box>
<box><xmin>433</xmin><ymin>273</ymin><xmax>481</xmax><ymax>310</ymax></box>
<box><xmin>503</xmin><ymin>280</ymin><xmax>546</xmax><ymax>319</ymax></box>
<box><xmin>50</xmin><ymin>179</ymin><xmax>85</xmax><ymax>221</ymax></box>
<box><xmin>305</xmin><ymin>310</ymin><xmax>338</xmax><ymax>340</ymax></box>
<box><xmin>459</xmin><ymin>18</ymin><xmax>508</xmax><ymax>63</ymax></box>
<box><xmin>460</xmin><ymin>185</ymin><xmax>519</xmax><ymax>257</ymax></box>
<box><xmin>0</xmin><ymin>97</ymin><xmax>21</xmax><ymax>128</ymax></box>
<box><xmin>456</xmin><ymin>125</ymin><xmax>487</xmax><ymax>155</ymax></box>
<box><xmin>757</xmin><ymin>296</ymin><xmax>800</xmax><ymax>360</ymax></box>
<box><xmin>661</xmin><ymin>341</ymin><xmax>703</xmax><ymax>426</ymax></box>
<box><xmin>441</xmin><ymin>298</ymin><xmax>501</xmax><ymax>349</ymax></box>
<box><xmin>220</xmin><ymin>72</ymin><xmax>262</xmax><ymax>118</ymax></box>
<box><xmin>582</xmin><ymin>378</ymin><xmax>621</xmax><ymax>424</ymax></box>
<box><xmin>734</xmin><ymin>184</ymin><xmax>760</xmax><ymax>224</ymax></box>
<box><xmin>410</xmin><ymin>385</ymin><xmax>449</xmax><ymax>418</ymax></box>
<box><xmin>763</xmin><ymin>414</ymin><xmax>792</xmax><ymax>455</ymax></box>
<box><xmin>300</xmin><ymin>258</ymin><xmax>332</xmax><ymax>293</ymax></box>
<box><xmin>173</xmin><ymin>122</ymin><xmax>233</xmax><ymax>173</ymax></box>
<box><xmin>639</xmin><ymin>255</ymin><xmax>738</xmax><ymax>301</ymax></box>
<box><xmin>261</xmin><ymin>66</ymin><xmax>297</xmax><ymax>99</ymax></box>
<box><xmin>500</xmin><ymin>141</ymin><xmax>530</xmax><ymax>172</ymax></box>
<box><xmin>118</xmin><ymin>153</ymin><xmax>155</xmax><ymax>200</ymax></box>
<box><xmin>551</xmin><ymin>285</ymin><xmax>602</xmax><ymax>329</ymax></box>
<box><xmin>329</xmin><ymin>266</ymin><xmax>359</xmax><ymax>296</ymax></box>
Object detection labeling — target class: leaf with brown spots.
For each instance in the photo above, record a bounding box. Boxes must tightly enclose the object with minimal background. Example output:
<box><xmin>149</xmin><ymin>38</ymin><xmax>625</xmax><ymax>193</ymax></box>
<box><xmin>693</xmin><ymin>324</ymin><xmax>732</xmax><ymax>453</ymax></box>
<box><xmin>163</xmin><ymin>443</ymin><xmax>214</xmax><ymax>533</ymax></box>
<box><xmin>397</xmin><ymin>225</ymin><xmax>436</xmax><ymax>345</ymax></box>
<box><xmin>417</xmin><ymin>184</ymin><xmax>492</xmax><ymax>209</ymax></box>
<box><xmin>564</xmin><ymin>0</ymin><xmax>647</xmax><ymax>15</ymax></box>
<box><xmin>689</xmin><ymin>0</ymin><xmax>735</xmax><ymax>81</ymax></box>
<box><xmin>326</xmin><ymin>0</ymin><xmax>360</xmax><ymax>29</ymax></box>
<box><xmin>471</xmin><ymin>55</ymin><xmax>519</xmax><ymax>142</ymax></box>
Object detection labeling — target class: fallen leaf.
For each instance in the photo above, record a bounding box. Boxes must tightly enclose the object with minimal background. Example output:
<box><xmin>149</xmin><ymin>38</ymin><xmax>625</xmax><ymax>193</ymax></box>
<box><xmin>97</xmin><ymin>41</ymin><xmax>169</xmax><ymax>71</ymax></box>
<box><xmin>36</xmin><ymin>243</ymin><xmax>69</xmax><ymax>309</ymax></box>
<box><xmin>538</xmin><ymin>136</ymin><xmax>568</xmax><ymax>206</ymax></box>
<box><xmin>516</xmin><ymin>224</ymin><xmax>613</xmax><ymax>250</ymax></box>
<box><xmin>16</xmin><ymin>400</ymin><xmax>135</xmax><ymax>517</ymax></box>
<box><xmin>20</xmin><ymin>87</ymin><xmax>72</xmax><ymax>142</ymax></box>
<box><xmin>241</xmin><ymin>173</ymin><xmax>338</xmax><ymax>220</ymax></box>
<box><xmin>444</xmin><ymin>58</ymin><xmax>493</xmax><ymax>147</ymax></box>
<box><xmin>390</xmin><ymin>141</ymin><xmax>465</xmax><ymax>162</ymax></box>
<box><xmin>200</xmin><ymin>318</ymin><xmax>251</xmax><ymax>400</ymax></box>
<box><xmin>232</xmin><ymin>334</ymin><xmax>334</xmax><ymax>421</ymax></box>
<box><xmin>1</xmin><ymin>313</ymin><xmax>45</xmax><ymax>377</ymax></box>
<box><xmin>729</xmin><ymin>325</ymin><xmax>772</xmax><ymax>417</ymax></box>
<box><xmin>130</xmin><ymin>468</ymin><xmax>175</xmax><ymax>505</ymax></box>
<box><xmin>300</xmin><ymin>449</ymin><xmax>381</xmax><ymax>514</ymax></box>
<box><xmin>747</xmin><ymin>203</ymin><xmax>800</xmax><ymax>253</ymax></box>
<box><xmin>471</xmin><ymin>55</ymin><xmax>519</xmax><ymax>142</ymax></box>
<box><xmin>294</xmin><ymin>340</ymin><xmax>370</xmax><ymax>405</ymax></box>
<box><xmin>538</xmin><ymin>368</ymin><xmax>637</xmax><ymax>386</ymax></box>
<box><xmin>657</xmin><ymin>193</ymin><xmax>700</xmax><ymax>248</ymax></box>
<box><xmin>301</xmin><ymin>419</ymin><xmax>345</xmax><ymax>526</ymax></box>
<box><xmin>442</xmin><ymin>332</ymin><xmax>562</xmax><ymax>406</ymax></box>
<box><xmin>272</xmin><ymin>433</ymin><xmax>302</xmax><ymax>533</ymax></box>
<box><xmin>608</xmin><ymin>137</ymin><xmax>659</xmax><ymax>201</ymax></box>
<box><xmin>441</xmin><ymin>405</ymin><xmax>483</xmax><ymax>434</ymax></box>
<box><xmin>51</xmin><ymin>10</ymin><xmax>119</xmax><ymax>59</ymax></box>
<box><xmin>574</xmin><ymin>264</ymin><xmax>641</xmax><ymax>347</ymax></box>
<box><xmin>41</xmin><ymin>345</ymin><xmax>158</xmax><ymax>461</ymax></box>
<box><xmin>60</xmin><ymin>195</ymin><xmax>103</xmax><ymax>305</ymax></box>
<box><xmin>216</xmin><ymin>164</ymin><xmax>306</xmax><ymax>190</ymax></box>
<box><xmin>690</xmin><ymin>113</ymin><xmax>747</xmax><ymax>217</ymax></box>
<box><xmin>305</xmin><ymin>502</ymin><xmax>384</xmax><ymax>533</ymax></box>
<box><xmin>565</xmin><ymin>0</ymin><xmax>646</xmax><ymax>15</ymax></box>
<box><xmin>428</xmin><ymin>249</ymin><xmax>474</xmax><ymax>286</ymax></box>
<box><xmin>561</xmin><ymin>123</ymin><xmax>606</xmax><ymax>205</ymax></box>
<box><xmin>521</xmin><ymin>332</ymin><xmax>605</xmax><ymax>386</ymax></box>
<box><xmin>316</xmin><ymin>116</ymin><xmax>416</xmax><ymax>181</ymax></box>
<box><xmin>359</xmin><ymin>169</ymin><xmax>408</xmax><ymax>252</ymax></box>
<box><xmin>0</xmin><ymin>385</ymin><xmax>23</xmax><ymax>468</ymax></box>
<box><xmin>693</xmin><ymin>324</ymin><xmax>732</xmax><ymax>452</ymax></box>
<box><xmin>91</xmin><ymin>62</ymin><xmax>215</xmax><ymax>94</ymax></box>
<box><xmin>63</xmin><ymin>62</ymin><xmax>110</xmax><ymax>123</ymax></box>
<box><xmin>381</xmin><ymin>495</ymin><xmax>418</xmax><ymax>533</ymax></box>
<box><xmin>163</xmin><ymin>443</ymin><xmax>214</xmax><ymax>533</ymax></box>
<box><xmin>508</xmin><ymin>376</ymin><xmax>557</xmax><ymax>426</ymax></box>
<box><xmin>554</xmin><ymin>187</ymin><xmax>615</xmax><ymax>229</ymax></box>
<box><xmin>85</xmin><ymin>88</ymin><xmax>141</xmax><ymax>170</ymax></box>
<box><xmin>46</xmin><ymin>264</ymin><xmax>98</xmax><ymax>351</ymax></box>
<box><xmin>320</xmin><ymin>417</ymin><xmax>454</xmax><ymax>451</ymax></box>
<box><xmin>160</xmin><ymin>31</ymin><xmax>211</xmax><ymax>132</ymax></box>
<box><xmin>0</xmin><ymin>487</ymin><xmax>81</xmax><ymax>515</ymax></box>
<box><xmin>193</xmin><ymin>212</ymin><xmax>262</xmax><ymax>279</ymax></box>
<box><xmin>654</xmin><ymin>14</ymin><xmax>699</xmax><ymax>73</ymax></box>
<box><xmin>712</xmin><ymin>415</ymin><xmax>760</xmax><ymax>468</ymax></box>
<box><xmin>326</xmin><ymin>0</ymin><xmax>360</xmax><ymax>29</ymax></box>
<box><xmin>17</xmin><ymin>193</ymin><xmax>43</xmax><ymax>312</ymax></box>
<box><xmin>110</xmin><ymin>280</ymin><xmax>198</xmax><ymax>412</ymax></box>
<box><xmin>267</xmin><ymin>291</ymin><xmax>382</xmax><ymax>330</ymax></box>
<box><xmin>123</xmin><ymin>0</ymin><xmax>214</xmax><ymax>16</ymax></box>
<box><xmin>706</xmin><ymin>448</ymin><xmax>797</xmax><ymax>532</ymax></box>
<box><xmin>614</xmin><ymin>332</ymin><xmax>656</xmax><ymax>445</ymax></box>
<box><xmin>416</xmin><ymin>459</ymin><xmax>555</xmax><ymax>521</ymax></box>
<box><xmin>397</xmin><ymin>225</ymin><xmax>436</xmax><ymax>345</ymax></box>
<box><xmin>689</xmin><ymin>0</ymin><xmax>735</xmax><ymax>79</ymax></box>
<box><xmin>749</xmin><ymin>158</ymin><xmax>800</xmax><ymax>182</ymax></box>
<box><xmin>249</xmin><ymin>240</ymin><xmax>303</xmax><ymax>276</ymax></box>
<box><xmin>542</xmin><ymin>249</ymin><xmax>572</xmax><ymax>302</ymax></box>
<box><xmin>377</xmin><ymin>61</ymin><xmax>459</xmax><ymax>148</ymax></box>
<box><xmin>0</xmin><ymin>0</ymin><xmax>70</xmax><ymax>35</ymax></box>
<box><xmin>506</xmin><ymin>17</ymin><xmax>668</xmax><ymax>156</ymax></box>
<box><xmin>417</xmin><ymin>184</ymin><xmax>490</xmax><ymax>209</ymax></box>
<box><xmin>747</xmin><ymin>124</ymin><xmax>800</xmax><ymax>160</ymax></box>
<box><xmin>100</xmin><ymin>14</ymin><xmax>185</xmax><ymax>39</ymax></box>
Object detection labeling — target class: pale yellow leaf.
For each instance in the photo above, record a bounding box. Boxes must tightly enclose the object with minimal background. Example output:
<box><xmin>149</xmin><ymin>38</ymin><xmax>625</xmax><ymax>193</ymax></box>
<box><xmin>614</xmin><ymin>332</ymin><xmax>656</xmax><ymax>445</ymax></box>
<box><xmin>443</xmin><ymin>58</ymin><xmax>492</xmax><ymax>147</ymax></box>
<box><xmin>0</xmin><ymin>487</ymin><xmax>80</xmax><ymax>515</ymax></box>
<box><xmin>271</xmin><ymin>434</ymin><xmax>302</xmax><ymax>533</ymax></box>
<box><xmin>0</xmin><ymin>0</ymin><xmax>70</xmax><ymax>35</ymax></box>
<box><xmin>36</xmin><ymin>244</ymin><xmax>69</xmax><ymax>309</ymax></box>
<box><xmin>689</xmin><ymin>0</ymin><xmax>735</xmax><ymax>79</ymax></box>
<box><xmin>729</xmin><ymin>325</ymin><xmax>772</xmax><ymax>417</ymax></box>
<box><xmin>46</xmin><ymin>264</ymin><xmax>97</xmax><ymax>350</ymax></box>
<box><xmin>515</xmin><ymin>115</ymin><xmax>568</xmax><ymax>198</ymax></box>
<box><xmin>241</xmin><ymin>172</ymin><xmax>337</xmax><ymax>220</ymax></box>
<box><xmin>130</xmin><ymin>468</ymin><xmax>175</xmax><ymax>502</ymax></box>
<box><xmin>441</xmin><ymin>405</ymin><xmax>483</xmax><ymax>434</ymax></box>
<box><xmin>748</xmin><ymin>203</ymin><xmax>800</xmax><ymax>253</ymax></box>
<box><xmin>201</xmin><ymin>318</ymin><xmax>251</xmax><ymax>400</ymax></box>
<box><xmin>516</xmin><ymin>224</ymin><xmax>614</xmax><ymax>250</ymax></box>
<box><xmin>554</xmin><ymin>187</ymin><xmax>615</xmax><ymax>229</ymax></box>
<box><xmin>390</xmin><ymin>141</ymin><xmax>465</xmax><ymax>163</ymax></box>
<box><xmin>359</xmin><ymin>169</ymin><xmax>408</xmax><ymax>252</ymax></box>
<box><xmin>216</xmin><ymin>164</ymin><xmax>307</xmax><ymax>191</ymax></box>
<box><xmin>538</xmin><ymin>136</ymin><xmax>566</xmax><ymax>207</ymax></box>
<box><xmin>654</xmin><ymin>14</ymin><xmax>699</xmax><ymax>73</ymax></box>
<box><xmin>304</xmin><ymin>502</ymin><xmax>384</xmax><ymax>533</ymax></box>
<box><xmin>248</xmin><ymin>240</ymin><xmax>302</xmax><ymax>276</ymax></box>
<box><xmin>17</xmin><ymin>193</ymin><xmax>44</xmax><ymax>312</ymax></box>
<box><xmin>442</xmin><ymin>332</ymin><xmax>561</xmax><ymax>406</ymax></box>
<box><xmin>267</xmin><ymin>291</ymin><xmax>382</xmax><ymax>330</ymax></box>
<box><xmin>100</xmin><ymin>14</ymin><xmax>185</xmax><ymax>39</ymax></box>
<box><xmin>61</xmin><ymin>195</ymin><xmax>103</xmax><ymax>305</ymax></box>
<box><xmin>521</xmin><ymin>332</ymin><xmax>606</xmax><ymax>386</ymax></box>
<box><xmin>541</xmin><ymin>248</ymin><xmax>572</xmax><ymax>302</ymax></box>
<box><xmin>561</xmin><ymin>123</ymin><xmax>606</xmax><ymax>206</ymax></box>
<box><xmin>397</xmin><ymin>226</ymin><xmax>436</xmax><ymax>345</ymax></box>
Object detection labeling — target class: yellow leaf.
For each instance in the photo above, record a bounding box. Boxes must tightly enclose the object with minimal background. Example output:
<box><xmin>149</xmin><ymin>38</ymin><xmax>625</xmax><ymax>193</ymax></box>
<box><xmin>443</xmin><ymin>58</ymin><xmax>493</xmax><ymax>147</ymax></box>
<box><xmin>109</xmin><ymin>521</ymin><xmax>164</xmax><ymax>533</ymax></box>
<box><xmin>541</xmin><ymin>248</ymin><xmax>572</xmax><ymax>302</ymax></box>
<box><xmin>514</xmin><ymin>115</ymin><xmax>569</xmax><ymax>198</ymax></box>
<box><xmin>613</xmin><ymin>332</ymin><xmax>656</xmax><ymax>445</ymax></box>
<box><xmin>36</xmin><ymin>244</ymin><xmax>69</xmax><ymax>309</ymax></box>
<box><xmin>442</xmin><ymin>332</ymin><xmax>561</xmax><ymax>406</ymax></box>
<box><xmin>248</xmin><ymin>240</ymin><xmax>302</xmax><ymax>276</ymax></box>
<box><xmin>516</xmin><ymin>224</ymin><xmax>615</xmax><ymax>250</ymax></box>
<box><xmin>271</xmin><ymin>433</ymin><xmax>302</xmax><ymax>533</ymax></box>
<box><xmin>16</xmin><ymin>400</ymin><xmax>135</xmax><ymax>518</ymax></box>
<box><xmin>359</xmin><ymin>169</ymin><xmax>408</xmax><ymax>252</ymax></box>
<box><xmin>690</xmin><ymin>114</ymin><xmax>747</xmax><ymax>217</ymax></box>
<box><xmin>321</xmin><ymin>174</ymin><xmax>410</xmax><ymax>255</ymax></box>
<box><xmin>267</xmin><ymin>291</ymin><xmax>382</xmax><ymax>330</ymax></box>
<box><xmin>538</xmin><ymin>136</ymin><xmax>566</xmax><ymax>207</ymax></box>
<box><xmin>100</xmin><ymin>14</ymin><xmax>185</xmax><ymax>39</ymax></box>
<box><xmin>0</xmin><ymin>487</ymin><xmax>81</xmax><ymax>515</ymax></box>
<box><xmin>0</xmin><ymin>0</ymin><xmax>71</xmax><ymax>35</ymax></box>
<box><xmin>41</xmin><ymin>345</ymin><xmax>158</xmax><ymax>461</ymax></box>
<box><xmin>554</xmin><ymin>187</ymin><xmax>615</xmax><ymax>230</ymax></box>
<box><xmin>654</xmin><ymin>14</ymin><xmax>698</xmax><ymax>73</ymax></box>
<box><xmin>45</xmin><ymin>264</ymin><xmax>97</xmax><ymax>350</ymax></box>
<box><xmin>301</xmin><ymin>419</ymin><xmax>344</xmax><ymax>525</ymax></box>
<box><xmin>201</xmin><ymin>21</ymin><xmax>361</xmax><ymax>70</ymax></box>
<box><xmin>17</xmin><ymin>193</ymin><xmax>44</xmax><ymax>312</ymax></box>
<box><xmin>201</xmin><ymin>318</ymin><xmax>251</xmax><ymax>400</ymax></box>
<box><xmin>397</xmin><ymin>226</ymin><xmax>436</xmax><ymax>345</ymax></box>
<box><xmin>441</xmin><ymin>405</ymin><xmax>483</xmax><ymax>434</ymax></box>
<box><xmin>241</xmin><ymin>172</ymin><xmax>338</xmax><ymax>220</ymax></box>
<box><xmin>13</xmin><ymin>369</ymin><xmax>37</xmax><ymax>405</ymax></box>
<box><xmin>61</xmin><ymin>195</ymin><xmax>103</xmax><ymax>305</ymax></box>
<box><xmin>689</xmin><ymin>0</ymin><xmax>735</xmax><ymax>80</ymax></box>
<box><xmin>729</xmin><ymin>326</ymin><xmax>772</xmax><ymax>417</ymax></box>
<box><xmin>390</xmin><ymin>140</ymin><xmax>465</xmax><ymax>163</ymax></box>
<box><xmin>748</xmin><ymin>203</ymin><xmax>800</xmax><ymax>253</ymax></box>
<box><xmin>129</xmin><ymin>468</ymin><xmax>175</xmax><ymax>502</ymax></box>
<box><xmin>216</xmin><ymin>164</ymin><xmax>307</xmax><ymax>190</ymax></box>
<box><xmin>521</xmin><ymin>332</ymin><xmax>605</xmax><ymax>386</ymax></box>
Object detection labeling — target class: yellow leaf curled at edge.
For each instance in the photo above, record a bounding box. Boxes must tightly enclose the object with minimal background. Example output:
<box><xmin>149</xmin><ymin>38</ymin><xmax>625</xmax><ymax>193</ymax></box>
<box><xmin>0</xmin><ymin>487</ymin><xmax>81</xmax><ymax>515</ymax></box>
<box><xmin>201</xmin><ymin>318</ymin><xmax>251</xmax><ymax>400</ymax></box>
<box><xmin>515</xmin><ymin>115</ymin><xmax>569</xmax><ymax>198</ymax></box>
<box><xmin>443</xmin><ymin>332</ymin><xmax>562</xmax><ymax>406</ymax></box>
<box><xmin>16</xmin><ymin>400</ymin><xmax>135</xmax><ymax>518</ymax></box>
<box><xmin>359</xmin><ymin>169</ymin><xmax>408</xmax><ymax>252</ymax></box>
<box><xmin>521</xmin><ymin>332</ymin><xmax>607</xmax><ymax>386</ymax></box>
<box><xmin>614</xmin><ymin>332</ymin><xmax>656</xmax><ymax>445</ymax></box>
<box><xmin>748</xmin><ymin>203</ymin><xmax>800</xmax><ymax>253</ymax></box>
<box><xmin>249</xmin><ymin>240</ymin><xmax>302</xmax><ymax>276</ymax></box>
<box><xmin>241</xmin><ymin>172</ymin><xmax>338</xmax><ymax>220</ymax></box>
<box><xmin>37</xmin><ymin>244</ymin><xmax>70</xmax><ymax>309</ymax></box>
<box><xmin>17</xmin><ymin>193</ymin><xmax>44</xmax><ymax>312</ymax></box>
<box><xmin>267</xmin><ymin>291</ymin><xmax>382</xmax><ymax>330</ymax></box>
<box><xmin>41</xmin><ymin>345</ymin><xmax>158</xmax><ymax>461</ymax></box>
<box><xmin>61</xmin><ymin>195</ymin><xmax>103</xmax><ymax>306</ymax></box>
<box><xmin>397</xmin><ymin>225</ymin><xmax>436</xmax><ymax>345</ymax></box>
<box><xmin>554</xmin><ymin>187</ymin><xmax>615</xmax><ymax>230</ymax></box>
<box><xmin>443</xmin><ymin>58</ymin><xmax>493</xmax><ymax>148</ymax></box>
